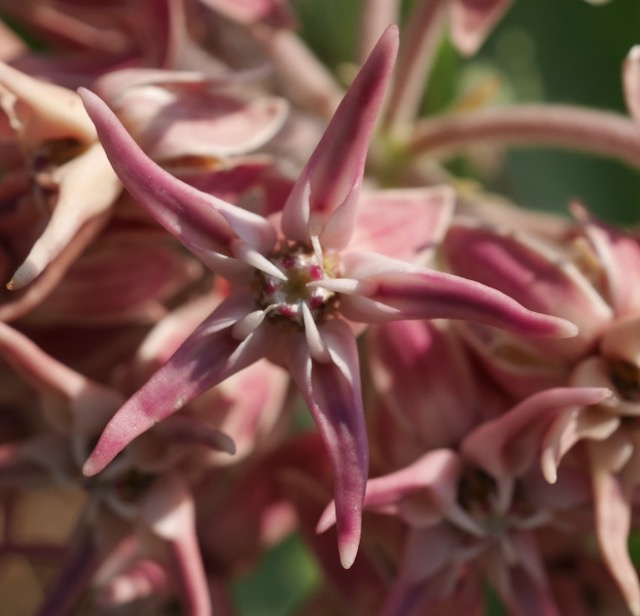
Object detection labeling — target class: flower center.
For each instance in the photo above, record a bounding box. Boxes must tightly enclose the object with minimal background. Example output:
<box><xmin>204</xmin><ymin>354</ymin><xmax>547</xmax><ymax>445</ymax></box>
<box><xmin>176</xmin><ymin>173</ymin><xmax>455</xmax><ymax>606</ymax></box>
<box><xmin>258</xmin><ymin>244</ymin><xmax>338</xmax><ymax>326</ymax></box>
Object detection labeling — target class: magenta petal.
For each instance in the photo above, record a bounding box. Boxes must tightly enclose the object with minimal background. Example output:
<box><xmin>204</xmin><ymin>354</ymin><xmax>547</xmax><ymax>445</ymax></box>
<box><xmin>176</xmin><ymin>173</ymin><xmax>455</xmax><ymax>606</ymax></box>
<box><xmin>83</xmin><ymin>294</ymin><xmax>274</xmax><ymax>476</ymax></box>
<box><xmin>280</xmin><ymin>25</ymin><xmax>399</xmax><ymax>250</ymax></box>
<box><xmin>286</xmin><ymin>319</ymin><xmax>367</xmax><ymax>569</ymax></box>
<box><xmin>79</xmin><ymin>88</ymin><xmax>277</xmax><ymax>276</ymax></box>
<box><xmin>341</xmin><ymin>252</ymin><xmax>578</xmax><ymax>337</ymax></box>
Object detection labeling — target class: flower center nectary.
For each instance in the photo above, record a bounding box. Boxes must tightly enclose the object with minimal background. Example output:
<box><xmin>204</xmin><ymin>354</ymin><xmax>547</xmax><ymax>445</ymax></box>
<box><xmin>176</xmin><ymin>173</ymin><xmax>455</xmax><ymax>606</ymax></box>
<box><xmin>257</xmin><ymin>244</ymin><xmax>338</xmax><ymax>326</ymax></box>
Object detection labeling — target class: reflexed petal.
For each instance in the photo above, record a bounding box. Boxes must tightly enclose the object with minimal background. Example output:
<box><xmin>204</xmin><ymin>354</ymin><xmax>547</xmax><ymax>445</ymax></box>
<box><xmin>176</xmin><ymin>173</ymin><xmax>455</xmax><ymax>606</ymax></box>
<box><xmin>79</xmin><ymin>88</ymin><xmax>277</xmax><ymax>271</ymax></box>
<box><xmin>286</xmin><ymin>319</ymin><xmax>367</xmax><ymax>568</ymax></box>
<box><xmin>341</xmin><ymin>251</ymin><xmax>578</xmax><ymax>337</ymax></box>
<box><xmin>280</xmin><ymin>25</ymin><xmax>399</xmax><ymax>250</ymax></box>
<box><xmin>461</xmin><ymin>387</ymin><xmax>613</xmax><ymax>480</ymax></box>
<box><xmin>83</xmin><ymin>294</ymin><xmax>275</xmax><ymax>476</ymax></box>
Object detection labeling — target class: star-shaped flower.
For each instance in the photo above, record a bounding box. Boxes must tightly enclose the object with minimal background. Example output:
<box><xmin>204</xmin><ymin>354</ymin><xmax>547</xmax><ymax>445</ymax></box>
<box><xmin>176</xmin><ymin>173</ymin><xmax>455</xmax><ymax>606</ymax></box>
<box><xmin>79</xmin><ymin>25</ymin><xmax>576</xmax><ymax>567</ymax></box>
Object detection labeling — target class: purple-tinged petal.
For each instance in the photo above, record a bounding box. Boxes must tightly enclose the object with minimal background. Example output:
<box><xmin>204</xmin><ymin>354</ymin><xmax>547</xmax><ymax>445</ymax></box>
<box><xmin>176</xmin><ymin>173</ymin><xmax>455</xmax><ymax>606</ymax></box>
<box><xmin>83</xmin><ymin>294</ymin><xmax>275</xmax><ymax>476</ymax></box>
<box><xmin>138</xmin><ymin>473</ymin><xmax>211</xmax><ymax>616</ymax></box>
<box><xmin>449</xmin><ymin>0</ymin><xmax>512</xmax><ymax>57</ymax></box>
<box><xmin>588</xmin><ymin>442</ymin><xmax>640</xmax><ymax>616</ymax></box>
<box><xmin>367</xmin><ymin>319</ymin><xmax>479</xmax><ymax>455</ymax></box>
<box><xmin>348</xmin><ymin>186</ymin><xmax>454</xmax><ymax>263</ymax></box>
<box><xmin>79</xmin><ymin>88</ymin><xmax>277</xmax><ymax>276</ymax></box>
<box><xmin>318</xmin><ymin>449</ymin><xmax>463</xmax><ymax>531</ymax></box>
<box><xmin>286</xmin><ymin>319</ymin><xmax>367</xmax><ymax>569</ymax></box>
<box><xmin>443</xmin><ymin>218</ymin><xmax>612</xmax><ymax>355</ymax></box>
<box><xmin>624</xmin><ymin>46</ymin><xmax>640</xmax><ymax>124</ymax></box>
<box><xmin>280</xmin><ymin>25</ymin><xmax>399</xmax><ymax>251</ymax></box>
<box><xmin>340</xmin><ymin>251</ymin><xmax>578</xmax><ymax>337</ymax></box>
<box><xmin>460</xmin><ymin>387</ymin><xmax>614</xmax><ymax>481</ymax></box>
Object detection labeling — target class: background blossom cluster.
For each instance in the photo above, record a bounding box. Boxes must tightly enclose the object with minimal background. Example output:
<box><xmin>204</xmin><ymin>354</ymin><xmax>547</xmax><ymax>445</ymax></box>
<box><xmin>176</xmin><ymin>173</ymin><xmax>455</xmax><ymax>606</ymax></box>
<box><xmin>0</xmin><ymin>1</ymin><xmax>639</xmax><ymax>615</ymax></box>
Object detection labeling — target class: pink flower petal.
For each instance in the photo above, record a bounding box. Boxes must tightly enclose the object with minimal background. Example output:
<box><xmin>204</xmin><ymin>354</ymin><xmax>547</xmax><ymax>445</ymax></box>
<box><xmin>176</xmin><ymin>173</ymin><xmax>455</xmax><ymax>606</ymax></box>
<box><xmin>348</xmin><ymin>185</ymin><xmax>454</xmax><ymax>263</ymax></box>
<box><xmin>281</xmin><ymin>25</ymin><xmax>399</xmax><ymax>250</ymax></box>
<box><xmin>286</xmin><ymin>319</ymin><xmax>367</xmax><ymax>569</ymax></box>
<box><xmin>341</xmin><ymin>251</ymin><xmax>578</xmax><ymax>337</ymax></box>
<box><xmin>79</xmin><ymin>88</ymin><xmax>277</xmax><ymax>277</ymax></box>
<box><xmin>83</xmin><ymin>294</ymin><xmax>275</xmax><ymax>476</ymax></box>
<box><xmin>460</xmin><ymin>387</ymin><xmax>613</xmax><ymax>480</ymax></box>
<box><xmin>443</xmin><ymin>219</ymin><xmax>611</xmax><ymax>354</ymax></box>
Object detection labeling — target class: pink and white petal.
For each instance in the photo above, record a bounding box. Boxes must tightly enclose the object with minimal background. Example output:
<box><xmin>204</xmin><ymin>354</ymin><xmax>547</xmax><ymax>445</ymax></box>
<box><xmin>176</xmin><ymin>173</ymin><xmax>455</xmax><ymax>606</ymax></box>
<box><xmin>443</xmin><ymin>219</ymin><xmax>612</xmax><ymax>354</ymax></box>
<box><xmin>588</xmin><ymin>442</ymin><xmax>640</xmax><ymax>616</ymax></box>
<box><xmin>286</xmin><ymin>319</ymin><xmax>367</xmax><ymax>569</ymax></box>
<box><xmin>104</xmin><ymin>79</ymin><xmax>288</xmax><ymax>161</ymax></box>
<box><xmin>280</xmin><ymin>26</ymin><xmax>399</xmax><ymax>250</ymax></box>
<box><xmin>448</xmin><ymin>0</ymin><xmax>513</xmax><ymax>57</ymax></box>
<box><xmin>624</xmin><ymin>46</ymin><xmax>640</xmax><ymax>124</ymax></box>
<box><xmin>138</xmin><ymin>473</ymin><xmax>210</xmax><ymax>616</ymax></box>
<box><xmin>348</xmin><ymin>185</ymin><xmax>454</xmax><ymax>263</ymax></box>
<box><xmin>340</xmin><ymin>251</ymin><xmax>578</xmax><ymax>338</ymax></box>
<box><xmin>79</xmin><ymin>88</ymin><xmax>277</xmax><ymax>268</ymax></box>
<box><xmin>460</xmin><ymin>387</ymin><xmax>613</xmax><ymax>480</ymax></box>
<box><xmin>8</xmin><ymin>143</ymin><xmax>121</xmax><ymax>290</ymax></box>
<box><xmin>0</xmin><ymin>62</ymin><xmax>96</xmax><ymax>145</ymax></box>
<box><xmin>83</xmin><ymin>294</ymin><xmax>275</xmax><ymax>476</ymax></box>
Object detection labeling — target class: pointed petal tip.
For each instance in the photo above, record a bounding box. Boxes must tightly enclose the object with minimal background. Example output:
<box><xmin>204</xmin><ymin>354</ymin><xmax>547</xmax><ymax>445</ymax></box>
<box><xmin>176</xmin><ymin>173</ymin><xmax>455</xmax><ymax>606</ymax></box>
<box><xmin>81</xmin><ymin>456</ymin><xmax>103</xmax><ymax>477</ymax></box>
<box><xmin>339</xmin><ymin>537</ymin><xmax>359</xmax><ymax>570</ymax></box>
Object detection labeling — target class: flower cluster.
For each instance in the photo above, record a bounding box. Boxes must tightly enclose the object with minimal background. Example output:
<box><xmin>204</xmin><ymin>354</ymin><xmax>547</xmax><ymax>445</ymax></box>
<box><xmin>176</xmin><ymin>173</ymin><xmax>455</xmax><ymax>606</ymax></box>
<box><xmin>0</xmin><ymin>1</ymin><xmax>638</xmax><ymax>615</ymax></box>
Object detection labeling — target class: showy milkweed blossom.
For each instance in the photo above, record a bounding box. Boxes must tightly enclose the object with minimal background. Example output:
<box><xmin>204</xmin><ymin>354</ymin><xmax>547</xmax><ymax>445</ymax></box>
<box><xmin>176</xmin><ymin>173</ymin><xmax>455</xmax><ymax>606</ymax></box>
<box><xmin>0</xmin><ymin>1</ymin><xmax>638</xmax><ymax>615</ymax></box>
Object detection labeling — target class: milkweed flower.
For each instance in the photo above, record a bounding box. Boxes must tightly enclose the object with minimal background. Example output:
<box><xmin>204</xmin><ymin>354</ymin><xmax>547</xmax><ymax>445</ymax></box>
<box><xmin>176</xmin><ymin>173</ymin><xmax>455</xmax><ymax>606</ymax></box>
<box><xmin>78</xmin><ymin>25</ymin><xmax>576</xmax><ymax>568</ymax></box>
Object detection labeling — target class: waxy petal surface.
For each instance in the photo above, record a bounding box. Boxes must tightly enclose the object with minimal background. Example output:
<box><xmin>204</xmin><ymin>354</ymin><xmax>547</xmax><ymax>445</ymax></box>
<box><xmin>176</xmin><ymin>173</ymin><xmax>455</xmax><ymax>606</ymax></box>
<box><xmin>83</xmin><ymin>294</ymin><xmax>275</xmax><ymax>476</ymax></box>
<box><xmin>348</xmin><ymin>186</ymin><xmax>454</xmax><ymax>263</ymax></box>
<box><xmin>340</xmin><ymin>252</ymin><xmax>578</xmax><ymax>337</ymax></box>
<box><xmin>80</xmin><ymin>88</ymin><xmax>276</xmax><ymax>277</ymax></box>
<box><xmin>281</xmin><ymin>25</ymin><xmax>399</xmax><ymax>250</ymax></box>
<box><xmin>460</xmin><ymin>387</ymin><xmax>614</xmax><ymax>480</ymax></box>
<box><xmin>286</xmin><ymin>319</ymin><xmax>367</xmax><ymax>569</ymax></box>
